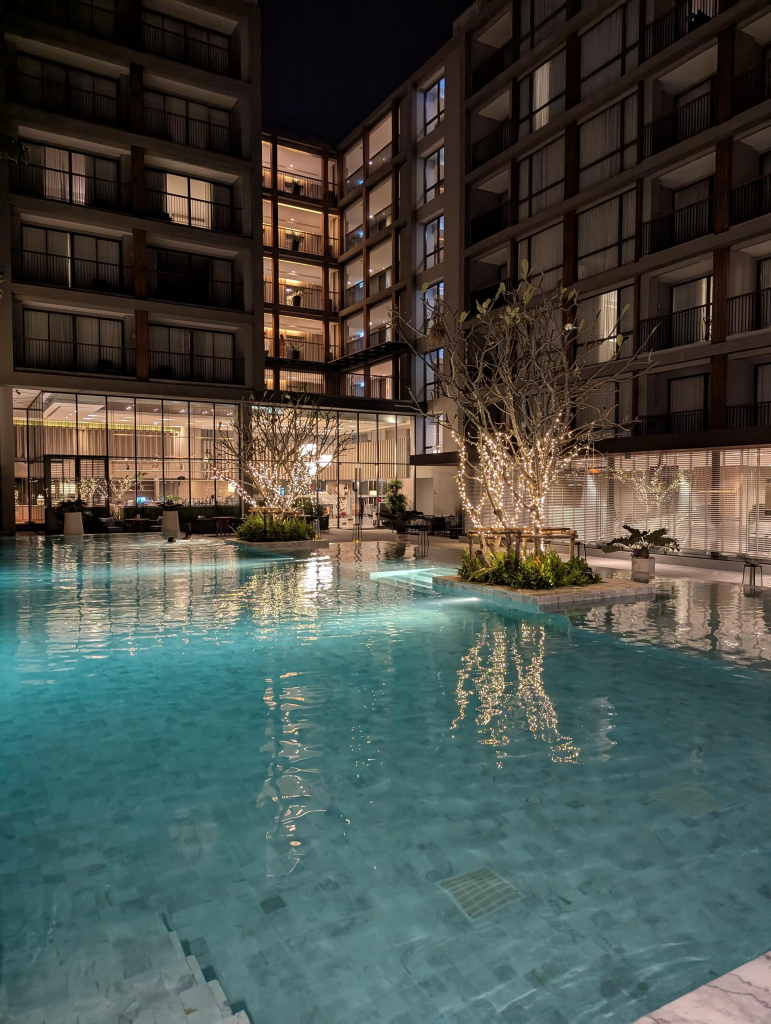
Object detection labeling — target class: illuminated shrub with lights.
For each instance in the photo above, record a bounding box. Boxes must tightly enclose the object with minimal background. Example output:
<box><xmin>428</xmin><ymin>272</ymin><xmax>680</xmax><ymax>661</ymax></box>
<box><xmin>459</xmin><ymin>549</ymin><xmax>600</xmax><ymax>590</ymax></box>
<box><xmin>235</xmin><ymin>514</ymin><xmax>313</xmax><ymax>542</ymax></box>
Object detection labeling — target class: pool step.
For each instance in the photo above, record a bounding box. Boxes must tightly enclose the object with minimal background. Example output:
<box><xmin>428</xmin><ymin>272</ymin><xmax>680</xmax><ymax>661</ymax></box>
<box><xmin>369</xmin><ymin>567</ymin><xmax>444</xmax><ymax>593</ymax></box>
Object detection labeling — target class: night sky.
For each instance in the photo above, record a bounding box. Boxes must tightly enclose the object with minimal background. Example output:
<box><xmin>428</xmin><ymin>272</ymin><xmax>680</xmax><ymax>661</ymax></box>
<box><xmin>260</xmin><ymin>0</ymin><xmax>472</xmax><ymax>143</ymax></box>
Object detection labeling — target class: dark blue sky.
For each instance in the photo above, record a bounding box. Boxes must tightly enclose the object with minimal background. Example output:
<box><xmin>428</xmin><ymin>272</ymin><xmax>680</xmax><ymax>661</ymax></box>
<box><xmin>260</xmin><ymin>0</ymin><xmax>471</xmax><ymax>142</ymax></box>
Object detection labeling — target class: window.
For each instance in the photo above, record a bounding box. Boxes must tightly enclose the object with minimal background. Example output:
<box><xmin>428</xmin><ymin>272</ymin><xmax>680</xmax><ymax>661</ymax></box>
<box><xmin>517</xmin><ymin>224</ymin><xmax>563</xmax><ymax>290</ymax></box>
<box><xmin>144</xmin><ymin>90</ymin><xmax>231</xmax><ymax>152</ymax></box>
<box><xmin>147</xmin><ymin>248</ymin><xmax>236</xmax><ymax>308</ymax></box>
<box><xmin>756</xmin><ymin>363</ymin><xmax>771</xmax><ymax>404</ymax></box>
<box><xmin>423</xmin><ymin>281</ymin><xmax>445</xmax><ymax>331</ymax></box>
<box><xmin>520</xmin><ymin>0</ymin><xmax>567</xmax><ymax>54</ymax></box>
<box><xmin>577</xmin><ymin>286</ymin><xmax>634</xmax><ymax>363</ymax></box>
<box><xmin>368</xmin><ymin>178</ymin><xmax>392</xmax><ymax>233</ymax></box>
<box><xmin>423</xmin><ymin>347</ymin><xmax>444</xmax><ymax>401</ymax></box>
<box><xmin>344</xmin><ymin>201</ymin><xmax>364</xmax><ymax>251</ymax></box>
<box><xmin>424</xmin><ymin>147</ymin><xmax>445</xmax><ymax>203</ymax></box>
<box><xmin>579</xmin><ymin>97</ymin><xmax>636</xmax><ymax>190</ymax></box>
<box><xmin>344</xmin><ymin>258</ymin><xmax>364</xmax><ymax>307</ymax></box>
<box><xmin>580</xmin><ymin>0</ymin><xmax>639</xmax><ymax>99</ymax></box>
<box><xmin>423</xmin><ymin>412</ymin><xmax>446</xmax><ymax>453</ymax></box>
<box><xmin>149</xmin><ymin>325</ymin><xmax>234</xmax><ymax>359</ymax></box>
<box><xmin>22</xmin><ymin>143</ymin><xmax>119</xmax><ymax>206</ymax></box>
<box><xmin>144</xmin><ymin>170</ymin><xmax>233</xmax><ymax>230</ymax></box>
<box><xmin>368</xmin><ymin>239</ymin><xmax>393</xmax><ymax>296</ymax></box>
<box><xmin>22</xmin><ymin>309</ymin><xmax>124</xmax><ymax>366</ymax></box>
<box><xmin>15</xmin><ymin>54</ymin><xmax>118</xmax><ymax>125</ymax></box>
<box><xmin>518</xmin><ymin>137</ymin><xmax>564</xmax><ymax>219</ymax></box>
<box><xmin>577</xmin><ymin>190</ymin><xmax>635</xmax><ymax>279</ymax></box>
<box><xmin>424</xmin><ymin>216</ymin><xmax>445</xmax><ymax>269</ymax></box>
<box><xmin>424</xmin><ymin>77</ymin><xmax>445</xmax><ymax>134</ymax></box>
<box><xmin>19</xmin><ymin>227</ymin><xmax>122</xmax><ymax>290</ymax></box>
<box><xmin>519</xmin><ymin>53</ymin><xmax>566</xmax><ymax>138</ymax></box>
<box><xmin>142</xmin><ymin>11</ymin><xmax>231</xmax><ymax>75</ymax></box>
<box><xmin>669</xmin><ymin>374</ymin><xmax>708</xmax><ymax>412</ymax></box>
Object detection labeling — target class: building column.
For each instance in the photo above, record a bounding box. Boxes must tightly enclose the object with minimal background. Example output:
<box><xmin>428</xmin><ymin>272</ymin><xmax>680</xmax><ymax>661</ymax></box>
<box><xmin>715</xmin><ymin>27</ymin><xmax>736</xmax><ymax>125</ymax></box>
<box><xmin>132</xmin><ymin>227</ymin><xmax>147</xmax><ymax>298</ymax></box>
<box><xmin>129</xmin><ymin>63</ymin><xmax>144</xmax><ymax>133</ymax></box>
<box><xmin>709</xmin><ymin>245</ymin><xmax>730</xmax><ymax>429</ymax></box>
<box><xmin>562</xmin><ymin>209</ymin><xmax>577</xmax><ymax>288</ymax></box>
<box><xmin>714</xmin><ymin>137</ymin><xmax>733</xmax><ymax>234</ymax></box>
<box><xmin>130</xmin><ymin>145</ymin><xmax>145</xmax><ymax>216</ymax></box>
<box><xmin>0</xmin><ymin>387</ymin><xmax>15</xmax><ymax>535</ymax></box>
<box><xmin>565</xmin><ymin>33</ymin><xmax>581</xmax><ymax>110</ymax></box>
<box><xmin>136</xmin><ymin>309</ymin><xmax>149</xmax><ymax>382</ymax></box>
<box><xmin>563</xmin><ymin>121</ymin><xmax>579</xmax><ymax>199</ymax></box>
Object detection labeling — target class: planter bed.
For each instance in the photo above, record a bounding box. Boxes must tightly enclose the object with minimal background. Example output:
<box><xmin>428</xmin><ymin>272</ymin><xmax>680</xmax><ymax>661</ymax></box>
<box><xmin>225</xmin><ymin>538</ymin><xmax>329</xmax><ymax>554</ymax></box>
<box><xmin>432</xmin><ymin>574</ymin><xmax>656</xmax><ymax>613</ymax></box>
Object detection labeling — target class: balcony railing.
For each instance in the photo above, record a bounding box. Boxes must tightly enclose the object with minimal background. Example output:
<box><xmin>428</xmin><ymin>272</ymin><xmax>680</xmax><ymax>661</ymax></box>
<box><xmin>147</xmin><ymin>270</ymin><xmax>244</xmax><ymax>309</ymax></box>
<box><xmin>633</xmin><ymin>409</ymin><xmax>708</xmax><ymax>436</ymax></box>
<box><xmin>470</xmin><ymin>200</ymin><xmax>513</xmax><ymax>245</ymax></box>
<box><xmin>143</xmin><ymin>107</ymin><xmax>241</xmax><ymax>156</ymax></box>
<box><xmin>369</xmin><ymin>326</ymin><xmax>394</xmax><ymax>348</ymax></box>
<box><xmin>8</xmin><ymin>72</ymin><xmax>118</xmax><ymax>125</ymax></box>
<box><xmin>280</xmin><ymin>284</ymin><xmax>324</xmax><ymax>310</ymax></box>
<box><xmin>471</xmin><ymin>119</ymin><xmax>513</xmax><ymax>169</ymax></box>
<box><xmin>368</xmin><ymin>142</ymin><xmax>393</xmax><ymax>174</ymax></box>
<box><xmin>727</xmin><ymin>289</ymin><xmax>771</xmax><ymax>335</ymax></box>
<box><xmin>733</xmin><ymin>63</ymin><xmax>771</xmax><ymax>116</ymax></box>
<box><xmin>145</xmin><ymin>189</ymin><xmax>242</xmax><ymax>233</ymax></box>
<box><xmin>276</xmin><ymin>170</ymin><xmax>329</xmax><ymax>202</ymax></box>
<box><xmin>343</xmin><ymin>166</ymin><xmax>364</xmax><ymax>195</ymax></box>
<box><xmin>638</xmin><ymin>304</ymin><xmax>711</xmax><ymax>352</ymax></box>
<box><xmin>345</xmin><ymin>336</ymin><xmax>365</xmax><ymax>356</ymax></box>
<box><xmin>471</xmin><ymin>40</ymin><xmax>514</xmax><ymax>94</ymax></box>
<box><xmin>641</xmin><ymin>197</ymin><xmax>712</xmax><ymax>256</ymax></box>
<box><xmin>368</xmin><ymin>206</ymin><xmax>392</xmax><ymax>235</ymax></box>
<box><xmin>142</xmin><ymin>23</ymin><xmax>236</xmax><ymax>77</ymax></box>
<box><xmin>368</xmin><ymin>270</ymin><xmax>392</xmax><ymax>296</ymax></box>
<box><xmin>22</xmin><ymin>0</ymin><xmax>116</xmax><ymax>39</ymax></box>
<box><xmin>14</xmin><ymin>336</ymin><xmax>136</xmax><ymax>376</ymax></box>
<box><xmin>344</xmin><ymin>282</ymin><xmax>364</xmax><ymax>307</ymax></box>
<box><xmin>149</xmin><ymin>350</ymin><xmax>245</xmax><ymax>385</ymax></box>
<box><xmin>9</xmin><ymin>163</ymin><xmax>130</xmax><ymax>211</ymax></box>
<box><xmin>277</xmin><ymin>226</ymin><xmax>323</xmax><ymax>255</ymax></box>
<box><xmin>730</xmin><ymin>173</ymin><xmax>771</xmax><ymax>227</ymax></box>
<box><xmin>726</xmin><ymin>402</ymin><xmax>771</xmax><ymax>429</ymax></box>
<box><xmin>642</xmin><ymin>92</ymin><xmax>714</xmax><ymax>159</ymax></box>
<box><xmin>280</xmin><ymin>339</ymin><xmax>324</xmax><ymax>362</ymax></box>
<box><xmin>347</xmin><ymin>375</ymin><xmax>403</xmax><ymax>400</ymax></box>
<box><xmin>345</xmin><ymin>226</ymin><xmax>365</xmax><ymax>251</ymax></box>
<box><xmin>12</xmin><ymin>250</ymin><xmax>134</xmax><ymax>295</ymax></box>
<box><xmin>642</xmin><ymin>0</ymin><xmax>717</xmax><ymax>62</ymax></box>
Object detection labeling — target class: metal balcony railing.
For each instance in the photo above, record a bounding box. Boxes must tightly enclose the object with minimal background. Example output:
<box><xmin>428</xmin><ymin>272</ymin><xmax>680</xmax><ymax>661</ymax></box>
<box><xmin>345</xmin><ymin>336</ymin><xmax>365</xmax><ymax>356</ymax></box>
<box><xmin>12</xmin><ymin>250</ymin><xmax>134</xmax><ymax>294</ymax></box>
<box><xmin>471</xmin><ymin>119</ymin><xmax>513</xmax><ymax>169</ymax></box>
<box><xmin>726</xmin><ymin>402</ymin><xmax>771</xmax><ymax>429</ymax></box>
<box><xmin>368</xmin><ymin>206</ymin><xmax>392</xmax><ymax>235</ymax></box>
<box><xmin>633</xmin><ymin>410</ymin><xmax>708</xmax><ymax>435</ymax></box>
<box><xmin>346</xmin><ymin>375</ymin><xmax>408</xmax><ymax>401</ymax></box>
<box><xmin>22</xmin><ymin>0</ymin><xmax>116</xmax><ymax>39</ymax></box>
<box><xmin>14</xmin><ymin>336</ymin><xmax>135</xmax><ymax>376</ymax></box>
<box><xmin>277</xmin><ymin>226</ymin><xmax>323</xmax><ymax>254</ymax></box>
<box><xmin>471</xmin><ymin>40</ymin><xmax>514</xmax><ymax>94</ymax></box>
<box><xmin>142</xmin><ymin>23</ymin><xmax>236</xmax><ymax>77</ymax></box>
<box><xmin>368</xmin><ymin>142</ymin><xmax>393</xmax><ymax>174</ymax></box>
<box><xmin>733</xmin><ymin>63</ymin><xmax>771</xmax><ymax>116</ymax></box>
<box><xmin>8</xmin><ymin>72</ymin><xmax>118</xmax><ymax>125</ymax></box>
<box><xmin>344</xmin><ymin>282</ymin><xmax>364</xmax><ymax>307</ymax></box>
<box><xmin>343</xmin><ymin>166</ymin><xmax>364</xmax><ymax>195</ymax></box>
<box><xmin>730</xmin><ymin>173</ymin><xmax>771</xmax><ymax>227</ymax></box>
<box><xmin>143</xmin><ymin>107</ymin><xmax>240</xmax><ymax>156</ymax></box>
<box><xmin>369</xmin><ymin>326</ymin><xmax>393</xmax><ymax>348</ymax></box>
<box><xmin>280</xmin><ymin>284</ymin><xmax>324</xmax><ymax>310</ymax></box>
<box><xmin>641</xmin><ymin>197</ymin><xmax>712</xmax><ymax>255</ymax></box>
<box><xmin>470</xmin><ymin>200</ymin><xmax>513</xmax><ymax>245</ymax></box>
<box><xmin>727</xmin><ymin>289</ymin><xmax>771</xmax><ymax>335</ymax></box>
<box><xmin>145</xmin><ymin>189</ymin><xmax>242</xmax><ymax>233</ymax></box>
<box><xmin>9</xmin><ymin>163</ymin><xmax>129</xmax><ymax>210</ymax></box>
<box><xmin>642</xmin><ymin>92</ymin><xmax>714</xmax><ymax>159</ymax></box>
<box><xmin>638</xmin><ymin>304</ymin><xmax>711</xmax><ymax>352</ymax></box>
<box><xmin>642</xmin><ymin>0</ymin><xmax>717</xmax><ymax>62</ymax></box>
<box><xmin>148</xmin><ymin>350</ymin><xmax>245</xmax><ymax>385</ymax></box>
<box><xmin>368</xmin><ymin>270</ymin><xmax>392</xmax><ymax>296</ymax></box>
<box><xmin>276</xmin><ymin>170</ymin><xmax>329</xmax><ymax>202</ymax></box>
<box><xmin>280</xmin><ymin>340</ymin><xmax>324</xmax><ymax>362</ymax></box>
<box><xmin>147</xmin><ymin>270</ymin><xmax>244</xmax><ymax>309</ymax></box>
<box><xmin>345</xmin><ymin>226</ymin><xmax>365</xmax><ymax>251</ymax></box>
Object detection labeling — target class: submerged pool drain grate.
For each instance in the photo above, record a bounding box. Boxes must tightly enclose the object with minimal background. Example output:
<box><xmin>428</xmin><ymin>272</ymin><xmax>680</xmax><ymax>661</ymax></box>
<box><xmin>439</xmin><ymin>867</ymin><xmax>522</xmax><ymax>920</ymax></box>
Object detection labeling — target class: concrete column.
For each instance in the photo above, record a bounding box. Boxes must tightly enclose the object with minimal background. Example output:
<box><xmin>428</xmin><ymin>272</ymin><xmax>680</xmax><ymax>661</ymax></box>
<box><xmin>135</xmin><ymin>309</ymin><xmax>149</xmax><ymax>382</ymax></box>
<box><xmin>129</xmin><ymin>63</ymin><xmax>144</xmax><ymax>134</ymax></box>
<box><xmin>130</xmin><ymin>145</ymin><xmax>145</xmax><ymax>216</ymax></box>
<box><xmin>714</xmin><ymin>137</ymin><xmax>733</xmax><ymax>234</ymax></box>
<box><xmin>709</xmin><ymin>246</ymin><xmax>730</xmax><ymax>429</ymax></box>
<box><xmin>0</xmin><ymin>387</ymin><xmax>15</xmax><ymax>535</ymax></box>
<box><xmin>132</xmin><ymin>227</ymin><xmax>147</xmax><ymax>298</ymax></box>
<box><xmin>562</xmin><ymin>209</ymin><xmax>577</xmax><ymax>287</ymax></box>
<box><xmin>716</xmin><ymin>28</ymin><xmax>736</xmax><ymax>125</ymax></box>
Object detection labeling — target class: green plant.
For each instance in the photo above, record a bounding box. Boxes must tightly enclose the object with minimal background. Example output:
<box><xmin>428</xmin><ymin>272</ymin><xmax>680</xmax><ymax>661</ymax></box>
<box><xmin>56</xmin><ymin>497</ymin><xmax>86</xmax><ymax>512</ymax></box>
<box><xmin>297</xmin><ymin>498</ymin><xmax>325</xmax><ymax>519</ymax></box>
<box><xmin>602</xmin><ymin>525</ymin><xmax>678</xmax><ymax>558</ymax></box>
<box><xmin>458</xmin><ymin>548</ymin><xmax>601</xmax><ymax>590</ymax></box>
<box><xmin>235</xmin><ymin>514</ymin><xmax>313</xmax><ymax>542</ymax></box>
<box><xmin>380</xmin><ymin>478</ymin><xmax>421</xmax><ymax>532</ymax></box>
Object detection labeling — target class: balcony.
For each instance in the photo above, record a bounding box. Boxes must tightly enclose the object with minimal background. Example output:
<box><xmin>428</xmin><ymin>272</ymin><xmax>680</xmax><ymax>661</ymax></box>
<box><xmin>145</xmin><ymin>189</ymin><xmax>242</xmax><ymax>234</ymax></box>
<box><xmin>12</xmin><ymin>249</ymin><xmax>134</xmax><ymax>295</ymax></box>
<box><xmin>344</xmin><ymin>226</ymin><xmax>365</xmax><ymax>251</ymax></box>
<box><xmin>368</xmin><ymin>269</ymin><xmax>392</xmax><ymax>296</ymax></box>
<box><xmin>343</xmin><ymin>166</ymin><xmax>364</xmax><ymax>196</ymax></box>
<box><xmin>276</xmin><ymin>171</ymin><xmax>330</xmax><ymax>202</ymax></box>
<box><xmin>471</xmin><ymin>119</ymin><xmax>513</xmax><ymax>169</ymax></box>
<box><xmin>642</xmin><ymin>0</ymin><xmax>717</xmax><ymax>62</ymax></box>
<box><xmin>727</xmin><ymin>289</ymin><xmax>771</xmax><ymax>335</ymax></box>
<box><xmin>147</xmin><ymin>270</ymin><xmax>244</xmax><ymax>309</ymax></box>
<box><xmin>21</xmin><ymin>0</ymin><xmax>116</xmax><ymax>39</ymax></box>
<box><xmin>471</xmin><ymin>41</ymin><xmax>514</xmax><ymax>95</ymax></box>
<box><xmin>726</xmin><ymin>402</ymin><xmax>771</xmax><ymax>428</ymax></box>
<box><xmin>9</xmin><ymin>162</ymin><xmax>130</xmax><ymax>211</ymax></box>
<box><xmin>470</xmin><ymin>200</ymin><xmax>513</xmax><ymax>245</ymax></box>
<box><xmin>640</xmin><ymin>197</ymin><xmax>712</xmax><ymax>256</ymax></box>
<box><xmin>633</xmin><ymin>410</ymin><xmax>708</xmax><ymax>435</ymax></box>
<box><xmin>368</xmin><ymin>143</ymin><xmax>393</xmax><ymax>174</ymax></box>
<box><xmin>277</xmin><ymin>226</ymin><xmax>323</xmax><ymax>255</ymax></box>
<box><xmin>8</xmin><ymin>72</ymin><xmax>118</xmax><ymax>126</ymax></box>
<box><xmin>638</xmin><ymin>304</ymin><xmax>711</xmax><ymax>352</ymax></box>
<box><xmin>149</xmin><ymin>350</ymin><xmax>245</xmax><ymax>385</ymax></box>
<box><xmin>143</xmin><ymin>107</ymin><xmax>241</xmax><ymax>157</ymax></box>
<box><xmin>278</xmin><ymin>283</ymin><xmax>324</xmax><ymax>311</ymax></box>
<box><xmin>733</xmin><ymin>64</ymin><xmax>771</xmax><ymax>116</ymax></box>
<box><xmin>279</xmin><ymin>338</ymin><xmax>324</xmax><ymax>362</ymax></box>
<box><xmin>344</xmin><ymin>282</ymin><xmax>364</xmax><ymax>307</ymax></box>
<box><xmin>142</xmin><ymin>23</ymin><xmax>237</xmax><ymax>78</ymax></box>
<box><xmin>730</xmin><ymin>173</ymin><xmax>771</xmax><ymax>227</ymax></box>
<box><xmin>642</xmin><ymin>92</ymin><xmax>714</xmax><ymax>160</ymax></box>
<box><xmin>14</xmin><ymin>336</ymin><xmax>136</xmax><ymax>376</ymax></box>
<box><xmin>368</xmin><ymin>206</ymin><xmax>392</xmax><ymax>235</ymax></box>
<box><xmin>346</xmin><ymin>375</ymin><xmax>405</xmax><ymax>400</ymax></box>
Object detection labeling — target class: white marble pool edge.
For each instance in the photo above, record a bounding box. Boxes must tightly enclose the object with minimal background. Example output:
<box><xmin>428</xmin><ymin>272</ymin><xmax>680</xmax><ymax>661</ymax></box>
<box><xmin>431</xmin><ymin>574</ymin><xmax>657</xmax><ymax>611</ymax></box>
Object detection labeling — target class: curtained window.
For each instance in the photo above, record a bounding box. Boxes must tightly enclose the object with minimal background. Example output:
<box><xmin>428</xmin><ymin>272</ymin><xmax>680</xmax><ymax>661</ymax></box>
<box><xmin>669</xmin><ymin>375</ymin><xmax>707</xmax><ymax>413</ymax></box>
<box><xmin>520</xmin><ymin>0</ymin><xmax>567</xmax><ymax>54</ymax></box>
<box><xmin>519</xmin><ymin>136</ymin><xmax>565</xmax><ymax>219</ymax></box>
<box><xmin>519</xmin><ymin>52</ymin><xmax>565</xmax><ymax>137</ymax></box>
<box><xmin>579</xmin><ymin>96</ymin><xmax>637</xmax><ymax>190</ymax></box>
<box><xmin>518</xmin><ymin>223</ymin><xmax>563</xmax><ymax>290</ymax></box>
<box><xmin>580</xmin><ymin>0</ymin><xmax>639</xmax><ymax>99</ymax></box>
<box><xmin>577</xmin><ymin>190</ymin><xmax>635</xmax><ymax>279</ymax></box>
<box><xmin>578</xmin><ymin>285</ymin><xmax>634</xmax><ymax>363</ymax></box>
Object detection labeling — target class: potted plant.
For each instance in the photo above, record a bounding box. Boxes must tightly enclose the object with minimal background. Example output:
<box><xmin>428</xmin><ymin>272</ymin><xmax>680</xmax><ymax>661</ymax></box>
<box><xmin>56</xmin><ymin>497</ymin><xmax>86</xmax><ymax>536</ymax></box>
<box><xmin>378</xmin><ymin>478</ymin><xmax>422</xmax><ymax>536</ymax></box>
<box><xmin>159</xmin><ymin>497</ymin><xmax>183</xmax><ymax>537</ymax></box>
<box><xmin>286</xmin><ymin>230</ymin><xmax>303</xmax><ymax>251</ymax></box>
<box><xmin>602</xmin><ymin>525</ymin><xmax>679</xmax><ymax>579</ymax></box>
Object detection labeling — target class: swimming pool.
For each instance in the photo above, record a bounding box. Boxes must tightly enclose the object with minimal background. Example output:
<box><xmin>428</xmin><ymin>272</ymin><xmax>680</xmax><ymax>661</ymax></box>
<box><xmin>2</xmin><ymin>537</ymin><xmax>770</xmax><ymax>1024</ymax></box>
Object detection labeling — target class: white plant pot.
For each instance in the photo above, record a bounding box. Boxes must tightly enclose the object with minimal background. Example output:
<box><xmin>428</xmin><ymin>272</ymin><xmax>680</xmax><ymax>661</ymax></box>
<box><xmin>63</xmin><ymin>511</ymin><xmax>84</xmax><ymax>536</ymax></box>
<box><xmin>631</xmin><ymin>555</ymin><xmax>654</xmax><ymax>580</ymax></box>
<box><xmin>161</xmin><ymin>510</ymin><xmax>181</xmax><ymax>537</ymax></box>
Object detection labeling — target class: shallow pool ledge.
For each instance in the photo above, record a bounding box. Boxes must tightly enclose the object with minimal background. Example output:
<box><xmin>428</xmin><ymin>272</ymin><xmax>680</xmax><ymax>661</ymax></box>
<box><xmin>632</xmin><ymin>949</ymin><xmax>771</xmax><ymax>1023</ymax></box>
<box><xmin>225</xmin><ymin>538</ymin><xmax>330</xmax><ymax>553</ymax></box>
<box><xmin>432</xmin><ymin>574</ymin><xmax>656</xmax><ymax>612</ymax></box>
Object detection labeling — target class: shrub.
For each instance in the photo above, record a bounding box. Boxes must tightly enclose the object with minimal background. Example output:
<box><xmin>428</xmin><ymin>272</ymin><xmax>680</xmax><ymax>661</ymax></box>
<box><xmin>235</xmin><ymin>514</ymin><xmax>313</xmax><ymax>542</ymax></box>
<box><xmin>458</xmin><ymin>548</ymin><xmax>601</xmax><ymax>590</ymax></box>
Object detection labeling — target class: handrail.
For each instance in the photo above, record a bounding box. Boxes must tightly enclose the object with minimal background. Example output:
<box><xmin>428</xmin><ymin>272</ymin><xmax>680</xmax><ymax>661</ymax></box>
<box><xmin>143</xmin><ymin>106</ymin><xmax>240</xmax><ymax>156</ymax></box>
<box><xmin>12</xmin><ymin>249</ymin><xmax>134</xmax><ymax>294</ymax></box>
<box><xmin>14</xmin><ymin>336</ymin><xmax>136</xmax><ymax>375</ymax></box>
<box><xmin>8</xmin><ymin>71</ymin><xmax>118</xmax><ymax>125</ymax></box>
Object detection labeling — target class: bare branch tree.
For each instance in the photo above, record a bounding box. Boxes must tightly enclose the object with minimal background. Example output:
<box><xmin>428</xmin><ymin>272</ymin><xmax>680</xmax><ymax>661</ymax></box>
<box><xmin>609</xmin><ymin>465</ymin><xmax>685</xmax><ymax>521</ymax></box>
<box><xmin>211</xmin><ymin>394</ymin><xmax>355</xmax><ymax>515</ymax></box>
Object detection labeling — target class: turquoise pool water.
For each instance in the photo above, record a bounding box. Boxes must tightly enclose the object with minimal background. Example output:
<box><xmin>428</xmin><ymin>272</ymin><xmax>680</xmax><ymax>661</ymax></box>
<box><xmin>2</xmin><ymin>537</ymin><xmax>771</xmax><ymax>1024</ymax></box>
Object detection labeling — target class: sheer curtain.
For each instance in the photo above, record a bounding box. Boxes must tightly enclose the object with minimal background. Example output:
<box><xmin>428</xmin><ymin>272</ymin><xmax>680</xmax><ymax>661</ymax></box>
<box><xmin>669</xmin><ymin>375</ymin><xmax>706</xmax><ymax>412</ymax></box>
<box><xmin>44</xmin><ymin>146</ymin><xmax>70</xmax><ymax>202</ymax></box>
<box><xmin>520</xmin><ymin>223</ymin><xmax>563</xmax><ymax>288</ymax></box>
